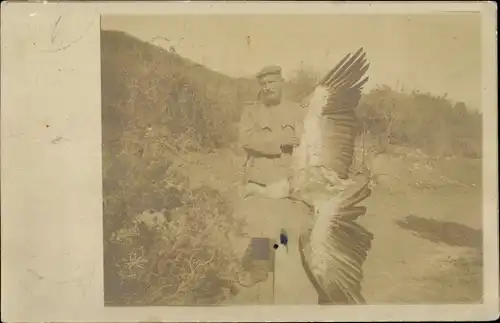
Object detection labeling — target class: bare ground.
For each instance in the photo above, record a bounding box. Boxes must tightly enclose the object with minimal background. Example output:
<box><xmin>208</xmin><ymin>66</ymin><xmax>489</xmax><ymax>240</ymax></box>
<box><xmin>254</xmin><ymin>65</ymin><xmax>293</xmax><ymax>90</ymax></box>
<box><xmin>172</xmin><ymin>148</ymin><xmax>483</xmax><ymax>304</ymax></box>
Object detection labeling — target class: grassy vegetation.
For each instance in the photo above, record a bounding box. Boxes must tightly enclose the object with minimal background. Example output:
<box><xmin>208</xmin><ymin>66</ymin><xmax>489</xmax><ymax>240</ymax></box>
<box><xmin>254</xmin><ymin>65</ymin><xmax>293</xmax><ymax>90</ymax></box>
<box><xmin>101</xmin><ymin>30</ymin><xmax>483</xmax><ymax>305</ymax></box>
<box><xmin>285</xmin><ymin>66</ymin><xmax>482</xmax><ymax>160</ymax></box>
<box><xmin>357</xmin><ymin>85</ymin><xmax>482</xmax><ymax>159</ymax></box>
<box><xmin>101</xmin><ymin>30</ymin><xmax>250</xmax><ymax>305</ymax></box>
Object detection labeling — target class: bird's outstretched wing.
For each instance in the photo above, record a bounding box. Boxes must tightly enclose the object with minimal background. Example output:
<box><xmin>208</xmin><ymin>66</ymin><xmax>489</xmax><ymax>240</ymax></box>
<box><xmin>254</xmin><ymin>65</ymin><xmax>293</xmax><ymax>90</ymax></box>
<box><xmin>299</xmin><ymin>48</ymin><xmax>370</xmax><ymax>179</ymax></box>
<box><xmin>321</xmin><ymin>48</ymin><xmax>369</xmax><ymax>178</ymax></box>
<box><xmin>308</xmin><ymin>179</ymin><xmax>374</xmax><ymax>304</ymax></box>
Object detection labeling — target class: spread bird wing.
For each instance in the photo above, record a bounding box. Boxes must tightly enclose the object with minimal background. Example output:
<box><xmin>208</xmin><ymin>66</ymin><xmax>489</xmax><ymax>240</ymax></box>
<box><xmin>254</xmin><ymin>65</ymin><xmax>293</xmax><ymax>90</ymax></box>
<box><xmin>307</xmin><ymin>179</ymin><xmax>374</xmax><ymax>304</ymax></box>
<box><xmin>298</xmin><ymin>48</ymin><xmax>370</xmax><ymax>179</ymax></box>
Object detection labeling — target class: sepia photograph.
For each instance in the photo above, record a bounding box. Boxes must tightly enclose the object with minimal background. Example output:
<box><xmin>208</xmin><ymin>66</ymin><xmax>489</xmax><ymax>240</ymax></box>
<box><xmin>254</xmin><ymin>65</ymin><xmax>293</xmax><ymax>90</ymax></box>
<box><xmin>101</xmin><ymin>13</ymin><xmax>485</xmax><ymax>306</ymax></box>
<box><xmin>1</xmin><ymin>1</ymin><xmax>497</xmax><ymax>322</ymax></box>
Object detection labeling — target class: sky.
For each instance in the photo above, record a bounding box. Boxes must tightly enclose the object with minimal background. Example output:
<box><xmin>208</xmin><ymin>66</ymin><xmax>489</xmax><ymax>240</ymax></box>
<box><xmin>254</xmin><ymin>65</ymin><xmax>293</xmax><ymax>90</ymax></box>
<box><xmin>101</xmin><ymin>13</ymin><xmax>482</xmax><ymax>111</ymax></box>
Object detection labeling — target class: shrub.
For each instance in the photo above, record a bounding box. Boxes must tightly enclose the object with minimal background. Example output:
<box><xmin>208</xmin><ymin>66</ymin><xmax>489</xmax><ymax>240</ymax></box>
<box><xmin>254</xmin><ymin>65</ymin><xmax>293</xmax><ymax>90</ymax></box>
<box><xmin>357</xmin><ymin>86</ymin><xmax>482</xmax><ymax>158</ymax></box>
<box><xmin>101</xmin><ymin>30</ymin><xmax>259</xmax><ymax>153</ymax></box>
<box><xmin>285</xmin><ymin>66</ymin><xmax>482</xmax><ymax>160</ymax></box>
<box><xmin>104</xmin><ymin>182</ymin><xmax>243</xmax><ymax>305</ymax></box>
<box><xmin>101</xmin><ymin>30</ymin><xmax>247</xmax><ymax>305</ymax></box>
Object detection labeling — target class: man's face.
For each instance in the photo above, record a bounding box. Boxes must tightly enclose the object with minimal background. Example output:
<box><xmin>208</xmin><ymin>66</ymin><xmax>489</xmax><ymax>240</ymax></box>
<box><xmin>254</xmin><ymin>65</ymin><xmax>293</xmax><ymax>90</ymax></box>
<box><xmin>258</xmin><ymin>74</ymin><xmax>283</xmax><ymax>106</ymax></box>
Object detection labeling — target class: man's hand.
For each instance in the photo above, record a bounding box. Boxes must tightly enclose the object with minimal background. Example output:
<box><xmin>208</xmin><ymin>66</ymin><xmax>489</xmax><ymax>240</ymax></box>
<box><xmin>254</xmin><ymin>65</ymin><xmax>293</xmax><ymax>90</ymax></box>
<box><xmin>281</xmin><ymin>134</ymin><xmax>300</xmax><ymax>148</ymax></box>
<box><xmin>280</xmin><ymin>127</ymin><xmax>300</xmax><ymax>148</ymax></box>
<box><xmin>290</xmin><ymin>135</ymin><xmax>300</xmax><ymax>147</ymax></box>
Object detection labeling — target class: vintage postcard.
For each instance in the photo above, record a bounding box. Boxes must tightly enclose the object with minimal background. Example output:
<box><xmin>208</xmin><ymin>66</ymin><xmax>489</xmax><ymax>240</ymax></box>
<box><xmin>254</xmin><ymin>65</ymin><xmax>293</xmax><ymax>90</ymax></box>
<box><xmin>1</xmin><ymin>1</ymin><xmax>498</xmax><ymax>322</ymax></box>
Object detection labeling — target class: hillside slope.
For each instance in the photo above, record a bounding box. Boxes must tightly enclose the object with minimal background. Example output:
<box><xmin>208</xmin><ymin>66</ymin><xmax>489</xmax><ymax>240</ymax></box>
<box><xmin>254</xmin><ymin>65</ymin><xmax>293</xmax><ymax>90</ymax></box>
<box><xmin>101</xmin><ymin>30</ymin><xmax>261</xmax><ymax>152</ymax></box>
<box><xmin>101</xmin><ymin>30</ymin><xmax>254</xmax><ymax>305</ymax></box>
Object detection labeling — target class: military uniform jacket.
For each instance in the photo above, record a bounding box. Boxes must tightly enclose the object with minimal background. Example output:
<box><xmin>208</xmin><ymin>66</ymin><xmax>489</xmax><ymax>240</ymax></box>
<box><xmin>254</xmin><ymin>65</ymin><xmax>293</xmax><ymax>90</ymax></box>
<box><xmin>239</xmin><ymin>99</ymin><xmax>305</xmax><ymax>185</ymax></box>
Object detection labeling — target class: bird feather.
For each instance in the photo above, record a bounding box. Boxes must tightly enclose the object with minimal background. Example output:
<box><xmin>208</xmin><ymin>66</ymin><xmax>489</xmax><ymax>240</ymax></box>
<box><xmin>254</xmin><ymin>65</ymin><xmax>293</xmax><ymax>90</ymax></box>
<box><xmin>306</xmin><ymin>180</ymin><xmax>374</xmax><ymax>304</ymax></box>
<box><xmin>290</xmin><ymin>48</ymin><xmax>373</xmax><ymax>304</ymax></box>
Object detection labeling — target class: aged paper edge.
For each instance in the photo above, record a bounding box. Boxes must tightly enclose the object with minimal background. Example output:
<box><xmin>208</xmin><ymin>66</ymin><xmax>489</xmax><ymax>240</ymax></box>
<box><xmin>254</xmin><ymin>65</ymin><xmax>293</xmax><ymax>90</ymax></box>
<box><xmin>1</xmin><ymin>1</ymin><xmax>498</xmax><ymax>322</ymax></box>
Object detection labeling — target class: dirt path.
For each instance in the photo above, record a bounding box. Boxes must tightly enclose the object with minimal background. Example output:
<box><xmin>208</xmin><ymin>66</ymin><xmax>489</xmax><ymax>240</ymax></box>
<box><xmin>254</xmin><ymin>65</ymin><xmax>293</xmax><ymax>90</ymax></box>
<box><xmin>360</xmin><ymin>188</ymin><xmax>482</xmax><ymax>304</ymax></box>
<box><xmin>173</xmin><ymin>148</ymin><xmax>483</xmax><ymax>304</ymax></box>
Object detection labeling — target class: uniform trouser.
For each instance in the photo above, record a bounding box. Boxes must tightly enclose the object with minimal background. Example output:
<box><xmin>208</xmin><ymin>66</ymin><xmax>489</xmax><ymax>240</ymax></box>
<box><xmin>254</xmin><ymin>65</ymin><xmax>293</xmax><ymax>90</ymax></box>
<box><xmin>232</xmin><ymin>195</ymin><xmax>319</xmax><ymax>304</ymax></box>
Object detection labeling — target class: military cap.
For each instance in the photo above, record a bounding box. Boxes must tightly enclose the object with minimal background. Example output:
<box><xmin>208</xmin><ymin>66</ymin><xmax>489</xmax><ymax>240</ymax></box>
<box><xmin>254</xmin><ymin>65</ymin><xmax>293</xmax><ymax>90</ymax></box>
<box><xmin>256</xmin><ymin>65</ymin><xmax>282</xmax><ymax>79</ymax></box>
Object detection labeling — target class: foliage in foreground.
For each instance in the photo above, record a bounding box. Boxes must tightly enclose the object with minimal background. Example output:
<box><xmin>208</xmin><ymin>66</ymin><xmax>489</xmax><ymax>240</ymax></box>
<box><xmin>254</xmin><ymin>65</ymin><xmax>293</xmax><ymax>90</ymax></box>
<box><xmin>101</xmin><ymin>125</ymin><xmax>245</xmax><ymax>305</ymax></box>
<box><xmin>101</xmin><ymin>30</ymin><xmax>246</xmax><ymax>305</ymax></box>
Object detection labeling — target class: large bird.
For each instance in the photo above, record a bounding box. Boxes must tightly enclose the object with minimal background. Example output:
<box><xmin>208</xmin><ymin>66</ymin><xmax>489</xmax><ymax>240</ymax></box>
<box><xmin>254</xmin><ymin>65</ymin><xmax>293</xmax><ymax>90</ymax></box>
<box><xmin>243</xmin><ymin>48</ymin><xmax>374</xmax><ymax>304</ymax></box>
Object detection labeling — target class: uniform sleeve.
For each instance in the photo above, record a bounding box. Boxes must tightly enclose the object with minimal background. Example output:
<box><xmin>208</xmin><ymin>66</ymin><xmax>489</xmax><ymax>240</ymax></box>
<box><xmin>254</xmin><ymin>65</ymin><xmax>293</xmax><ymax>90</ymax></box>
<box><xmin>238</xmin><ymin>106</ymin><xmax>282</xmax><ymax>156</ymax></box>
<box><xmin>281</xmin><ymin>102</ymin><xmax>305</xmax><ymax>140</ymax></box>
